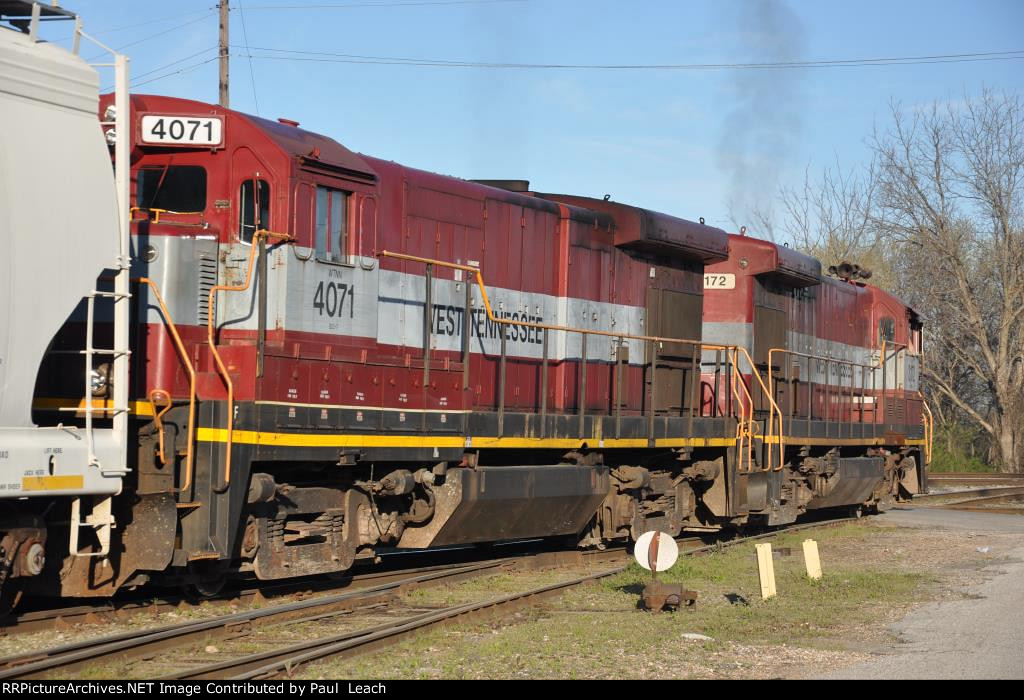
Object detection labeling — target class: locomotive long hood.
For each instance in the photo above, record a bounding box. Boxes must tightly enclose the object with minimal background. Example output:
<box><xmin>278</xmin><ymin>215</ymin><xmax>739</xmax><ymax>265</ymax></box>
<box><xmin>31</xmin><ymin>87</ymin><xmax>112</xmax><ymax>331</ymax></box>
<box><xmin>535</xmin><ymin>192</ymin><xmax>729</xmax><ymax>263</ymax></box>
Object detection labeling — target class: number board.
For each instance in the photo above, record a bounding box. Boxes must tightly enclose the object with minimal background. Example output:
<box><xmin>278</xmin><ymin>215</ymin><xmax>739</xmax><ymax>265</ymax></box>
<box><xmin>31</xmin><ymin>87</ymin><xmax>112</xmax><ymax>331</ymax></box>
<box><xmin>140</xmin><ymin>115</ymin><xmax>224</xmax><ymax>147</ymax></box>
<box><xmin>703</xmin><ymin>273</ymin><xmax>736</xmax><ymax>290</ymax></box>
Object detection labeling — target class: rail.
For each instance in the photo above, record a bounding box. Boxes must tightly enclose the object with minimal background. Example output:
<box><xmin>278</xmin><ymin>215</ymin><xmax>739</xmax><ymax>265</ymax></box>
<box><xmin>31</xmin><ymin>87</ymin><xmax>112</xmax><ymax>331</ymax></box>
<box><xmin>377</xmin><ymin>250</ymin><xmax>785</xmax><ymax>473</ymax></box>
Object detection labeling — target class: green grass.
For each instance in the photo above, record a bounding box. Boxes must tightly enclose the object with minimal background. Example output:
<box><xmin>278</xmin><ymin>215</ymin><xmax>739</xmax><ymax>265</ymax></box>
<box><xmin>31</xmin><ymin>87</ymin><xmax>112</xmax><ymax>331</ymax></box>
<box><xmin>300</xmin><ymin>523</ymin><xmax>928</xmax><ymax>680</ymax></box>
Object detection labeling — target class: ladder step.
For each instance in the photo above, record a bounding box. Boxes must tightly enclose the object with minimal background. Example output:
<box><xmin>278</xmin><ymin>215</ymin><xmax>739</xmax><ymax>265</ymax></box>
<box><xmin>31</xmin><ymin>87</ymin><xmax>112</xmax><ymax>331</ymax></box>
<box><xmin>58</xmin><ymin>407</ymin><xmax>130</xmax><ymax>414</ymax></box>
<box><xmin>47</xmin><ymin>349</ymin><xmax>131</xmax><ymax>356</ymax></box>
<box><xmin>88</xmin><ymin>291</ymin><xmax>132</xmax><ymax>299</ymax></box>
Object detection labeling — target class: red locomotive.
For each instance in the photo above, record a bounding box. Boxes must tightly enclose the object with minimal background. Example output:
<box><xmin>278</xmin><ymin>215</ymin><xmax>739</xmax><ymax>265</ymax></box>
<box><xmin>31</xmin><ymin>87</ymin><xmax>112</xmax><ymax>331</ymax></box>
<box><xmin>25</xmin><ymin>94</ymin><xmax>930</xmax><ymax>599</ymax></box>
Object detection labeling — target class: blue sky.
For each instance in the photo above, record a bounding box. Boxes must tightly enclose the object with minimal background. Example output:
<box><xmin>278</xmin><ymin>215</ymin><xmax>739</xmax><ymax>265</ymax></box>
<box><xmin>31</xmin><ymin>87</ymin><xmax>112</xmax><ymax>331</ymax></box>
<box><xmin>43</xmin><ymin>0</ymin><xmax>1024</xmax><ymax>233</ymax></box>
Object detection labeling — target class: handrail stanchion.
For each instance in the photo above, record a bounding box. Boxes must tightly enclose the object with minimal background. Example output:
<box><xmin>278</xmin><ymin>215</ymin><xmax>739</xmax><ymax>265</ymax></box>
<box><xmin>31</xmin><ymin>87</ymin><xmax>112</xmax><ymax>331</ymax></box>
<box><xmin>687</xmin><ymin>346</ymin><xmax>698</xmax><ymax>437</ymax></box>
<box><xmin>540</xmin><ymin>328</ymin><xmax>549</xmax><ymax>438</ymax></box>
<box><xmin>498</xmin><ymin>325</ymin><xmax>507</xmax><ymax>438</ymax></box>
<box><xmin>614</xmin><ymin>336</ymin><xmax>623</xmax><ymax>439</ymax></box>
<box><xmin>579</xmin><ymin>333</ymin><xmax>587</xmax><ymax>439</ymax></box>
<box><xmin>648</xmin><ymin>341</ymin><xmax>659</xmax><ymax>442</ymax></box>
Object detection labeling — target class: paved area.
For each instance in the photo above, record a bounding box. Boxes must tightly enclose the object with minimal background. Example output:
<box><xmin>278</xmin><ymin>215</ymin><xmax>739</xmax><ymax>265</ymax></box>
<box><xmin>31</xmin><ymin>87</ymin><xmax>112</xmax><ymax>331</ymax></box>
<box><xmin>821</xmin><ymin>507</ymin><xmax>1024</xmax><ymax>679</ymax></box>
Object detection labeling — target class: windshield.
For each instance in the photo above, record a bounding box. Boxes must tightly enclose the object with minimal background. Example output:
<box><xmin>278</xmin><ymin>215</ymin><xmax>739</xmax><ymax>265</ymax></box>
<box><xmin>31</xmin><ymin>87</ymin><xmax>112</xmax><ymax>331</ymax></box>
<box><xmin>137</xmin><ymin>165</ymin><xmax>207</xmax><ymax>212</ymax></box>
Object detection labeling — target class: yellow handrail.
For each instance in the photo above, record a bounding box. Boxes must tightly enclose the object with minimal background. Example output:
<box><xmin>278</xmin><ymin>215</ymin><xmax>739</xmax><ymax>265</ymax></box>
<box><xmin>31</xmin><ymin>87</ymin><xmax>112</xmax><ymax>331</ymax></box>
<box><xmin>921</xmin><ymin>400</ymin><xmax>934</xmax><ymax>465</ymax></box>
<box><xmin>136</xmin><ymin>277</ymin><xmax>197</xmax><ymax>497</ymax></box>
<box><xmin>733</xmin><ymin>346</ymin><xmax>785</xmax><ymax>472</ymax></box>
<box><xmin>148</xmin><ymin>388</ymin><xmax>172</xmax><ymax>464</ymax></box>
<box><xmin>130</xmin><ymin>207</ymin><xmax>204</xmax><ymax>224</ymax></box>
<box><xmin>766</xmin><ymin>340</ymin><xmax>914</xmax><ymax>448</ymax></box>
<box><xmin>207</xmin><ymin>230</ymin><xmax>294</xmax><ymax>493</ymax></box>
<box><xmin>378</xmin><ymin>250</ymin><xmax>786</xmax><ymax>472</ymax></box>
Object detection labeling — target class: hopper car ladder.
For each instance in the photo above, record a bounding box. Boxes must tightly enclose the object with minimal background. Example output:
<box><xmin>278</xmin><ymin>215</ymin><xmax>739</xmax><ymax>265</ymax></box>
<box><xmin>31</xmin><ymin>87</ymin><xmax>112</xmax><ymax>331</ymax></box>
<box><xmin>41</xmin><ymin>12</ymin><xmax>133</xmax><ymax>558</ymax></box>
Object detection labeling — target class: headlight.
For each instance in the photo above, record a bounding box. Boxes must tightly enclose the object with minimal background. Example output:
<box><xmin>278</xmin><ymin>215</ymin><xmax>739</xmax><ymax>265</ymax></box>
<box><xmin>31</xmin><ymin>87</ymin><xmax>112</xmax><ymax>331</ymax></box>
<box><xmin>90</xmin><ymin>365</ymin><xmax>109</xmax><ymax>397</ymax></box>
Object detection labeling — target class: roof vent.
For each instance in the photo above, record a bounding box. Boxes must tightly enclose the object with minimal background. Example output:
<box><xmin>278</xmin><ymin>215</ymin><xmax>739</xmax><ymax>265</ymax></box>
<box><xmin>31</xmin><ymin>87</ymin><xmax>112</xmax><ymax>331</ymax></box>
<box><xmin>278</xmin><ymin>117</ymin><xmax>300</xmax><ymax>127</ymax></box>
<box><xmin>471</xmin><ymin>179</ymin><xmax>530</xmax><ymax>192</ymax></box>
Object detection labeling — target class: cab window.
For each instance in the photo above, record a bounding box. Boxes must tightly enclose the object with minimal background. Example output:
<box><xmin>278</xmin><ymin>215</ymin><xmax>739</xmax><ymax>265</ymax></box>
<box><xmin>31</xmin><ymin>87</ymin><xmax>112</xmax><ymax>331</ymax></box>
<box><xmin>878</xmin><ymin>317</ymin><xmax>896</xmax><ymax>345</ymax></box>
<box><xmin>137</xmin><ymin>165</ymin><xmax>206</xmax><ymax>212</ymax></box>
<box><xmin>315</xmin><ymin>186</ymin><xmax>348</xmax><ymax>263</ymax></box>
<box><xmin>239</xmin><ymin>179</ymin><xmax>270</xmax><ymax>244</ymax></box>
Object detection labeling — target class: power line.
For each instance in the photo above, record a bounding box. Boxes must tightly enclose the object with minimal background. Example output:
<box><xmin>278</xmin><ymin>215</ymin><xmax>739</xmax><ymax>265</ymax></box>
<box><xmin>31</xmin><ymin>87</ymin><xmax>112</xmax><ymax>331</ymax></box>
<box><xmin>236</xmin><ymin>46</ymin><xmax>1024</xmax><ymax>71</ymax></box>
<box><xmin>238</xmin><ymin>0</ymin><xmax>261</xmax><ymax>115</ymax></box>
<box><xmin>86</xmin><ymin>11</ymin><xmax>215</xmax><ymax>60</ymax></box>
<box><xmin>101</xmin><ymin>48</ymin><xmax>220</xmax><ymax>92</ymax></box>
<box><xmin>239</xmin><ymin>0</ymin><xmax>526</xmax><ymax>9</ymax></box>
<box><xmin>90</xmin><ymin>9</ymin><xmax>216</xmax><ymax>37</ymax></box>
<box><xmin>132</xmin><ymin>46</ymin><xmax>220</xmax><ymax>83</ymax></box>
<box><xmin>131</xmin><ymin>56</ymin><xmax>223</xmax><ymax>89</ymax></box>
<box><xmin>111</xmin><ymin>11</ymin><xmax>216</xmax><ymax>52</ymax></box>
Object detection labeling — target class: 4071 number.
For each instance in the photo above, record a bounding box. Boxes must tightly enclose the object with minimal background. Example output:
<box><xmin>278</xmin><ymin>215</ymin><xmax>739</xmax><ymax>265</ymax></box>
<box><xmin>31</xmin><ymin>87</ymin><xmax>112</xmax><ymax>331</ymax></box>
<box><xmin>140</xmin><ymin>115</ymin><xmax>223</xmax><ymax>146</ymax></box>
<box><xmin>313</xmin><ymin>281</ymin><xmax>355</xmax><ymax>318</ymax></box>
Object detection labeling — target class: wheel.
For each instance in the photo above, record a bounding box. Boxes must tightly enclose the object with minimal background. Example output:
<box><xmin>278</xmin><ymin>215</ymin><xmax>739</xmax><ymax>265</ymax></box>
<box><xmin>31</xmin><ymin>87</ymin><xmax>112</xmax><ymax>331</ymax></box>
<box><xmin>183</xmin><ymin>561</ymin><xmax>227</xmax><ymax>599</ymax></box>
<box><xmin>185</xmin><ymin>577</ymin><xmax>226</xmax><ymax>599</ymax></box>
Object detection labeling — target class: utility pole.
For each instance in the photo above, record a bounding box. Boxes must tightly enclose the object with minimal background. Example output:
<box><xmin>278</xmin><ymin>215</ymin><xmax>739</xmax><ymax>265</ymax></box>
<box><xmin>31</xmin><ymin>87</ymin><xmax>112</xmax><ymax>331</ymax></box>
<box><xmin>218</xmin><ymin>0</ymin><xmax>229</xmax><ymax>107</ymax></box>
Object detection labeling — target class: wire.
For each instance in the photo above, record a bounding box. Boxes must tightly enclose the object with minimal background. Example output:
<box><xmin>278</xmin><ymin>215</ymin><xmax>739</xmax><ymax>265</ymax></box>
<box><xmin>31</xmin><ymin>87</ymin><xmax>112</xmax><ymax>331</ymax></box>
<box><xmin>239</xmin><ymin>0</ymin><xmax>525</xmax><ymax>9</ymax></box>
<box><xmin>132</xmin><ymin>46</ymin><xmax>220</xmax><ymax>82</ymax></box>
<box><xmin>130</xmin><ymin>56</ymin><xmax>222</xmax><ymax>89</ymax></box>
<box><xmin>90</xmin><ymin>9</ymin><xmax>216</xmax><ymax>37</ymax></box>
<box><xmin>111</xmin><ymin>12</ymin><xmax>216</xmax><ymax>52</ymax></box>
<box><xmin>237</xmin><ymin>46</ymin><xmax>1024</xmax><ymax>70</ymax></box>
<box><xmin>101</xmin><ymin>47</ymin><xmax>219</xmax><ymax>92</ymax></box>
<box><xmin>86</xmin><ymin>11</ymin><xmax>216</xmax><ymax>61</ymax></box>
<box><xmin>237</xmin><ymin>0</ymin><xmax>262</xmax><ymax>115</ymax></box>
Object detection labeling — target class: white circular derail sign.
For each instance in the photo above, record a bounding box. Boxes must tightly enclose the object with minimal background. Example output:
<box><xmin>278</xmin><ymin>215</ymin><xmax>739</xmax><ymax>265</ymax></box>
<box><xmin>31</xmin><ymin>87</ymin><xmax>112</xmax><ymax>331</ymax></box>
<box><xmin>633</xmin><ymin>531</ymin><xmax>679</xmax><ymax>572</ymax></box>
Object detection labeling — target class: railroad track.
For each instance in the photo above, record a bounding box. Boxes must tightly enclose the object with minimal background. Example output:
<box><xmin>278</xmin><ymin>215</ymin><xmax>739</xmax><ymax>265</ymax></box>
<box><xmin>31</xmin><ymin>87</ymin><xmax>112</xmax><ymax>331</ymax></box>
<box><xmin>0</xmin><ymin>539</ymin><xmax>588</xmax><ymax>637</ymax></box>
<box><xmin>928</xmin><ymin>472</ymin><xmax>1024</xmax><ymax>487</ymax></box>
<box><xmin>0</xmin><ymin>538</ymin><xmax>644</xmax><ymax>680</ymax></box>
<box><xmin>0</xmin><ymin>517</ymin><xmax>853</xmax><ymax>680</ymax></box>
<box><xmin>0</xmin><ymin>559</ymin><xmax>514</xmax><ymax>680</ymax></box>
<box><xmin>914</xmin><ymin>485</ymin><xmax>1024</xmax><ymax>505</ymax></box>
<box><xmin>164</xmin><ymin>520</ymin><xmax>851</xmax><ymax>681</ymax></box>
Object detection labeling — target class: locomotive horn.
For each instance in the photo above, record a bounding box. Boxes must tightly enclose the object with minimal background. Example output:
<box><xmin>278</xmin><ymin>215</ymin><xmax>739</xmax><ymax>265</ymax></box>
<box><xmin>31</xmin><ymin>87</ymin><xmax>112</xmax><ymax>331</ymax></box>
<box><xmin>836</xmin><ymin>261</ymin><xmax>855</xmax><ymax>280</ymax></box>
<box><xmin>858</xmin><ymin>267</ymin><xmax>873</xmax><ymax>279</ymax></box>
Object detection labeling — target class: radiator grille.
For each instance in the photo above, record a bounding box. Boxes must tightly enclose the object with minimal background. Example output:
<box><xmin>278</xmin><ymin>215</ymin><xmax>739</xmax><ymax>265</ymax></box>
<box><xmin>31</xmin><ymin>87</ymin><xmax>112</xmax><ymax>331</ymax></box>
<box><xmin>196</xmin><ymin>255</ymin><xmax>218</xmax><ymax>325</ymax></box>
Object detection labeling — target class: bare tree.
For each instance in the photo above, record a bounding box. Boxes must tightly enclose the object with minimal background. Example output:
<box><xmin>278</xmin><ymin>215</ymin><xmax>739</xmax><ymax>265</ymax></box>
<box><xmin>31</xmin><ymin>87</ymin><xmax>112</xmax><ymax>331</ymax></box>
<box><xmin>776</xmin><ymin>160</ymin><xmax>901</xmax><ymax>290</ymax></box>
<box><xmin>754</xmin><ymin>91</ymin><xmax>1022</xmax><ymax>471</ymax></box>
<box><xmin>873</xmin><ymin>90</ymin><xmax>1024</xmax><ymax>472</ymax></box>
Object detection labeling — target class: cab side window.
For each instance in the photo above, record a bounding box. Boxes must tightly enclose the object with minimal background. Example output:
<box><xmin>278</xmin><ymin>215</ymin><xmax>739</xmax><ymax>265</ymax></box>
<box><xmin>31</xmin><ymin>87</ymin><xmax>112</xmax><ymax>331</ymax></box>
<box><xmin>878</xmin><ymin>316</ymin><xmax>895</xmax><ymax>345</ymax></box>
<box><xmin>315</xmin><ymin>186</ymin><xmax>348</xmax><ymax>263</ymax></box>
<box><xmin>239</xmin><ymin>179</ymin><xmax>270</xmax><ymax>244</ymax></box>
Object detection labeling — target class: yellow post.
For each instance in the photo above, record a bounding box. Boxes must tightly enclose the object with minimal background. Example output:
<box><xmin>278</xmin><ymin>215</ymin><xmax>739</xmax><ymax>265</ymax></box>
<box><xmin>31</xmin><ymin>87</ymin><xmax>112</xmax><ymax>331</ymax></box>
<box><xmin>803</xmin><ymin>539</ymin><xmax>823</xmax><ymax>580</ymax></box>
<box><xmin>755</xmin><ymin>543</ymin><xmax>777</xmax><ymax>600</ymax></box>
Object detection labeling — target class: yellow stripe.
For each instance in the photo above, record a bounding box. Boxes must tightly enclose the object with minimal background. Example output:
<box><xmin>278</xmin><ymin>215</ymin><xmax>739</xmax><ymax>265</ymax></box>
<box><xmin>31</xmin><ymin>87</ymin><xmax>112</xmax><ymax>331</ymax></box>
<box><xmin>763</xmin><ymin>436</ymin><xmax>927</xmax><ymax>446</ymax></box>
<box><xmin>197</xmin><ymin>428</ymin><xmax>466</xmax><ymax>448</ymax></box>
<box><xmin>22</xmin><ymin>475</ymin><xmax>84</xmax><ymax>491</ymax></box>
<box><xmin>32</xmin><ymin>398</ymin><xmax>155</xmax><ymax>417</ymax></box>
<box><xmin>195</xmin><ymin>428</ymin><xmax>736</xmax><ymax>450</ymax></box>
